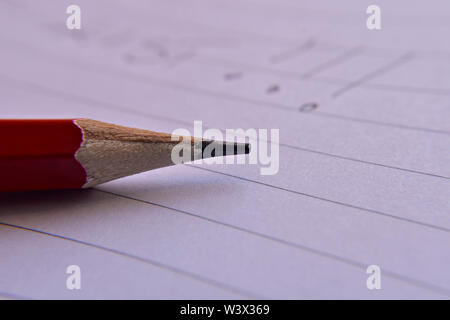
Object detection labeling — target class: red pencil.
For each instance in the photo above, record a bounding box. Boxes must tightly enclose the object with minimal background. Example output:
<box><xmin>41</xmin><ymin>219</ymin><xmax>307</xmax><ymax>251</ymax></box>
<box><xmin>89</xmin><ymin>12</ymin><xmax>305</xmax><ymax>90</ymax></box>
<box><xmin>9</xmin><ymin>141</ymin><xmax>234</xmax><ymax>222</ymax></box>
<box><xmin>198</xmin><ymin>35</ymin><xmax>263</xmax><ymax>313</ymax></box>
<box><xmin>0</xmin><ymin>119</ymin><xmax>249</xmax><ymax>192</ymax></box>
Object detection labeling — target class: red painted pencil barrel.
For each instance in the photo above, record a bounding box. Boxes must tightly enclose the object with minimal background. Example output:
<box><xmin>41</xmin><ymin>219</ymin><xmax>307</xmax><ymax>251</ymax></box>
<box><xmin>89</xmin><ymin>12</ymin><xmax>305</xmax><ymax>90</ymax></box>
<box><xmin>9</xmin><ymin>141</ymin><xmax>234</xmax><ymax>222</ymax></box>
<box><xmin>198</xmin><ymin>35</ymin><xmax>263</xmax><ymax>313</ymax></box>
<box><xmin>0</xmin><ymin>119</ymin><xmax>87</xmax><ymax>192</ymax></box>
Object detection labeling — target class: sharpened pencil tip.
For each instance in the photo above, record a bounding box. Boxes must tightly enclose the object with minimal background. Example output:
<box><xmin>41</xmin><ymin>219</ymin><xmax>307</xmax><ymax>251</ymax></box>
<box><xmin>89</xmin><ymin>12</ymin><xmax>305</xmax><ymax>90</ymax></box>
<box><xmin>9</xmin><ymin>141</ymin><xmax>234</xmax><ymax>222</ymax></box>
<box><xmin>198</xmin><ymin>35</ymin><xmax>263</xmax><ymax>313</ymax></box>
<box><xmin>201</xmin><ymin>140</ymin><xmax>251</xmax><ymax>158</ymax></box>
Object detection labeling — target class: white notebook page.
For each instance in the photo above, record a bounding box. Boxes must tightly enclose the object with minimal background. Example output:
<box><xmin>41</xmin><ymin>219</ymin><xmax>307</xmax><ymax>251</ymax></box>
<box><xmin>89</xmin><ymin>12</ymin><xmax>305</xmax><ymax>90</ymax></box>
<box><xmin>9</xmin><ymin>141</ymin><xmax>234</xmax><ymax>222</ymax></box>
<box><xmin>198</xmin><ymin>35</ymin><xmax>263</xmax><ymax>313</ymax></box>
<box><xmin>0</xmin><ymin>0</ymin><xmax>449</xmax><ymax>299</ymax></box>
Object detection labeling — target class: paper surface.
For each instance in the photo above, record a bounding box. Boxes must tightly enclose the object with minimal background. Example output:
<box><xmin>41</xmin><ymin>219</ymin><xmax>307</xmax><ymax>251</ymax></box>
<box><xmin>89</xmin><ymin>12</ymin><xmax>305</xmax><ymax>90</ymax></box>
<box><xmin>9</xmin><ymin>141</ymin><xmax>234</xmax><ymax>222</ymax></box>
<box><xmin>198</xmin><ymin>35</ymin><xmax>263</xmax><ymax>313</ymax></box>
<box><xmin>0</xmin><ymin>0</ymin><xmax>449</xmax><ymax>299</ymax></box>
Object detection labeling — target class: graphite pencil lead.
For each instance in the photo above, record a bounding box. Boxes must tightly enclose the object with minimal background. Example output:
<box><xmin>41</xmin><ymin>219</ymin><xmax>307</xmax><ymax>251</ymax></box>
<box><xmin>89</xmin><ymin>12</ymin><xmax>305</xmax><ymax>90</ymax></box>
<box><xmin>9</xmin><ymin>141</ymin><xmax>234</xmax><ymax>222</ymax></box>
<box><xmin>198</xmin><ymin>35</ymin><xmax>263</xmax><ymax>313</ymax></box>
<box><xmin>200</xmin><ymin>140</ymin><xmax>251</xmax><ymax>159</ymax></box>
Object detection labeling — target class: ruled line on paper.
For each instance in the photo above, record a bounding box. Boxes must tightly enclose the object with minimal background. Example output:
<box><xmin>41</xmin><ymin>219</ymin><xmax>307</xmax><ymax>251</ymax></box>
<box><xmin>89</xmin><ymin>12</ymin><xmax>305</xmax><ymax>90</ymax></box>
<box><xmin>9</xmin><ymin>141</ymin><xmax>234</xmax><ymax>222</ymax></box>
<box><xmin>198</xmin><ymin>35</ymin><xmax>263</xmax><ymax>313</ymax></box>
<box><xmin>360</xmin><ymin>81</ymin><xmax>450</xmax><ymax>96</ymax></box>
<box><xmin>305</xmin><ymin>111</ymin><xmax>450</xmax><ymax>136</ymax></box>
<box><xmin>186</xmin><ymin>165</ymin><xmax>450</xmax><ymax>233</ymax></box>
<box><xmin>0</xmin><ymin>222</ymin><xmax>260</xmax><ymax>299</ymax></box>
<box><xmin>309</xmin><ymin>75</ymin><xmax>450</xmax><ymax>97</ymax></box>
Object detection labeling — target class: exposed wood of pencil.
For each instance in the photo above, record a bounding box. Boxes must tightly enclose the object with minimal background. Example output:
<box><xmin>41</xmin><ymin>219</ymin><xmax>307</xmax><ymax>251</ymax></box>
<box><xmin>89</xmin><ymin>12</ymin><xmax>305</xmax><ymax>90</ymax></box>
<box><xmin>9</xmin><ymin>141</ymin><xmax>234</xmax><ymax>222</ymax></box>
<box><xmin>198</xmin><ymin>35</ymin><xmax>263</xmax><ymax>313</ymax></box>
<box><xmin>74</xmin><ymin>119</ymin><xmax>249</xmax><ymax>188</ymax></box>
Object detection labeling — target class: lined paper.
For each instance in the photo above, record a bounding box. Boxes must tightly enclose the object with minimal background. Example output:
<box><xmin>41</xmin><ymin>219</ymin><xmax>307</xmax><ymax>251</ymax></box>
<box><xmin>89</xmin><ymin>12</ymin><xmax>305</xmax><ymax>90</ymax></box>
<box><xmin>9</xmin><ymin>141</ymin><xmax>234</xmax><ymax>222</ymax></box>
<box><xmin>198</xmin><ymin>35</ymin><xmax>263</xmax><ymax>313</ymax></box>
<box><xmin>0</xmin><ymin>0</ymin><xmax>449</xmax><ymax>299</ymax></box>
